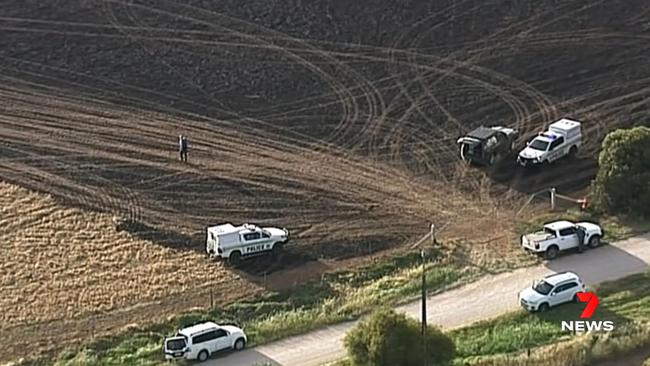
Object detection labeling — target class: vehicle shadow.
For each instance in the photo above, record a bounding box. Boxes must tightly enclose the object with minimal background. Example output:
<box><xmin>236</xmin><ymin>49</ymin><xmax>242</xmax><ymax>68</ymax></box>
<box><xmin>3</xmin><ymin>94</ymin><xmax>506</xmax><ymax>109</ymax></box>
<box><xmin>230</xmin><ymin>249</ymin><xmax>320</xmax><ymax>278</ymax></box>
<box><xmin>527</xmin><ymin>242</ymin><xmax>650</xmax><ymax>350</ymax></box>
<box><xmin>489</xmin><ymin>155</ymin><xmax>598</xmax><ymax>195</ymax></box>
<box><xmin>201</xmin><ymin>348</ymin><xmax>282</xmax><ymax>366</ymax></box>
<box><xmin>116</xmin><ymin>217</ymin><xmax>319</xmax><ymax>277</ymax></box>
<box><xmin>543</xmin><ymin>237</ymin><xmax>649</xmax><ymax>289</ymax></box>
<box><xmin>115</xmin><ymin>218</ymin><xmax>203</xmax><ymax>251</ymax></box>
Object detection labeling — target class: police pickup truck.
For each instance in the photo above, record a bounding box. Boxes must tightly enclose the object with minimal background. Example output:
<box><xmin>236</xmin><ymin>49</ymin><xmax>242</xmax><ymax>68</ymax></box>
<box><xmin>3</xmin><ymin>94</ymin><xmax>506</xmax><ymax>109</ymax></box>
<box><xmin>518</xmin><ymin>118</ymin><xmax>582</xmax><ymax>167</ymax></box>
<box><xmin>206</xmin><ymin>223</ymin><xmax>289</xmax><ymax>265</ymax></box>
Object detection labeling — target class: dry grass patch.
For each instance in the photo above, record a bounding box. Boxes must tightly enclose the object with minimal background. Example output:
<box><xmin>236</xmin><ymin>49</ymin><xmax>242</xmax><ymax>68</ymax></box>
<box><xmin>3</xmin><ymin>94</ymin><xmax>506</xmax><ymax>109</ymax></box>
<box><xmin>0</xmin><ymin>180</ymin><xmax>259</xmax><ymax>328</ymax></box>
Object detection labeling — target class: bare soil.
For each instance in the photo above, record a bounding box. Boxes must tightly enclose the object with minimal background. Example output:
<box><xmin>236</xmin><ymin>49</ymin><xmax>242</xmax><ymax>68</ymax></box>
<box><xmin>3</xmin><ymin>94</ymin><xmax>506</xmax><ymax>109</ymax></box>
<box><xmin>1</xmin><ymin>0</ymin><xmax>649</xmax><ymax>362</ymax></box>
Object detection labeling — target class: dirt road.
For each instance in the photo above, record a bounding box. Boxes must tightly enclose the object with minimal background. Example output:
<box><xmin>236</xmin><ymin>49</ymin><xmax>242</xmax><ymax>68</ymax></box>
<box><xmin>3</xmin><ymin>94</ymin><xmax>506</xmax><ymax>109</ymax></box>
<box><xmin>210</xmin><ymin>233</ymin><xmax>650</xmax><ymax>366</ymax></box>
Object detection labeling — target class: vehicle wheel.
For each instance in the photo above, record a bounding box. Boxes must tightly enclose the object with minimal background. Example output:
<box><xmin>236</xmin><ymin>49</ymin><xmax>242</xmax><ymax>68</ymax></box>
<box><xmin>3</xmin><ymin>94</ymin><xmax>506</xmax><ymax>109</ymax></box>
<box><xmin>572</xmin><ymin>293</ymin><xmax>579</xmax><ymax>303</ymax></box>
<box><xmin>197</xmin><ymin>350</ymin><xmax>209</xmax><ymax>362</ymax></box>
<box><xmin>229</xmin><ymin>251</ymin><xmax>242</xmax><ymax>266</ymax></box>
<box><xmin>588</xmin><ymin>235</ymin><xmax>601</xmax><ymax>248</ymax></box>
<box><xmin>569</xmin><ymin>146</ymin><xmax>578</xmax><ymax>157</ymax></box>
<box><xmin>234</xmin><ymin>338</ymin><xmax>246</xmax><ymax>351</ymax></box>
<box><xmin>538</xmin><ymin>303</ymin><xmax>550</xmax><ymax>312</ymax></box>
<box><xmin>545</xmin><ymin>246</ymin><xmax>559</xmax><ymax>260</ymax></box>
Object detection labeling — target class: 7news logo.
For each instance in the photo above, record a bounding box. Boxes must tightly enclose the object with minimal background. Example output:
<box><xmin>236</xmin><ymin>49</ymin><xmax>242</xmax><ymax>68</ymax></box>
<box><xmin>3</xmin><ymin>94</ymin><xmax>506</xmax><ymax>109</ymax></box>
<box><xmin>561</xmin><ymin>292</ymin><xmax>615</xmax><ymax>332</ymax></box>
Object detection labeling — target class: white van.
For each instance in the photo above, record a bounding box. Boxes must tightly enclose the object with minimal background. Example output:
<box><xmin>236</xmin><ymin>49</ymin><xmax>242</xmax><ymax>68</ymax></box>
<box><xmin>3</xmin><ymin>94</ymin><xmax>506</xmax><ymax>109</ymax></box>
<box><xmin>163</xmin><ymin>321</ymin><xmax>247</xmax><ymax>362</ymax></box>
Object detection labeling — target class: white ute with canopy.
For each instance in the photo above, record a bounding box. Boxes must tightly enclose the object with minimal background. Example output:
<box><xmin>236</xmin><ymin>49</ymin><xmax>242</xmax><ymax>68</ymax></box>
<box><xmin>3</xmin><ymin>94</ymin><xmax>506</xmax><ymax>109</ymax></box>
<box><xmin>518</xmin><ymin>118</ymin><xmax>582</xmax><ymax>166</ymax></box>
<box><xmin>206</xmin><ymin>223</ymin><xmax>288</xmax><ymax>265</ymax></box>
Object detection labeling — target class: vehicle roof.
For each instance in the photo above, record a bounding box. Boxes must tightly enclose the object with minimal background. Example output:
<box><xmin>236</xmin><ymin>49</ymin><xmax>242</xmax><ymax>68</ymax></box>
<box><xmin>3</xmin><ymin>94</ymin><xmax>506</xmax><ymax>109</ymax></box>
<box><xmin>543</xmin><ymin>271</ymin><xmax>581</xmax><ymax>285</ymax></box>
<box><xmin>179</xmin><ymin>321</ymin><xmax>220</xmax><ymax>336</ymax></box>
<box><xmin>207</xmin><ymin>223</ymin><xmax>260</xmax><ymax>234</ymax></box>
<box><xmin>208</xmin><ymin>223</ymin><xmax>237</xmax><ymax>234</ymax></box>
<box><xmin>466</xmin><ymin>126</ymin><xmax>500</xmax><ymax>141</ymax></box>
<box><xmin>550</xmin><ymin>118</ymin><xmax>581</xmax><ymax>131</ymax></box>
<box><xmin>530</xmin><ymin>133</ymin><xmax>553</xmax><ymax>143</ymax></box>
<box><xmin>544</xmin><ymin>220</ymin><xmax>575</xmax><ymax>231</ymax></box>
<box><xmin>532</xmin><ymin>119</ymin><xmax>581</xmax><ymax>142</ymax></box>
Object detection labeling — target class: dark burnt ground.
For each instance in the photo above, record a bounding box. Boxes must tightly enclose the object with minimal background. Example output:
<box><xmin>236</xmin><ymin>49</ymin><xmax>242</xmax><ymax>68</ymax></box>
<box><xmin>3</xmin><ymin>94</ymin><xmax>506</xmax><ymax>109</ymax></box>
<box><xmin>1</xmin><ymin>0</ymin><xmax>650</xmax><ymax>258</ymax></box>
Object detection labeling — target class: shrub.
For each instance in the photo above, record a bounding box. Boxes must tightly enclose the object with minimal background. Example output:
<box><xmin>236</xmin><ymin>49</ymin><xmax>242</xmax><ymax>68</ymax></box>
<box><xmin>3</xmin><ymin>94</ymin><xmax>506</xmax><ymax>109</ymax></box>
<box><xmin>344</xmin><ymin>308</ymin><xmax>455</xmax><ymax>366</ymax></box>
<box><xmin>591</xmin><ymin>126</ymin><xmax>650</xmax><ymax>217</ymax></box>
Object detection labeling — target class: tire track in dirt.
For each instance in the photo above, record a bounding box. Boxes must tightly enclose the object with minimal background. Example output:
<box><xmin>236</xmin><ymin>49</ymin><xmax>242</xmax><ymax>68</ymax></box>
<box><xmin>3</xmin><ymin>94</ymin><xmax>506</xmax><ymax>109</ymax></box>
<box><xmin>370</xmin><ymin>0</ymin><xmax>540</xmax><ymax>164</ymax></box>
<box><xmin>369</xmin><ymin>0</ymin><xmax>613</xmax><ymax>188</ymax></box>
<box><xmin>0</xmin><ymin>76</ymin><xmax>516</xmax><ymax>234</ymax></box>
<box><xmin>8</xmin><ymin>20</ymin><xmax>632</xmax><ymax>148</ymax></box>
<box><xmin>0</xmin><ymin>58</ymin><xmax>349</xmax><ymax>160</ymax></box>
<box><xmin>0</xmin><ymin>124</ymin><xmax>143</xmax><ymax>223</ymax></box>
<box><xmin>101</xmin><ymin>0</ymin><xmax>364</xmax><ymax>151</ymax></box>
<box><xmin>374</xmin><ymin>0</ymin><xmax>483</xmax><ymax>165</ymax></box>
<box><xmin>2</xmin><ymin>1</ymin><xmax>649</xmax><ymax>360</ymax></box>
<box><xmin>501</xmin><ymin>32</ymin><xmax>650</xmax><ymax>148</ymax></box>
<box><xmin>384</xmin><ymin>0</ymin><xmax>579</xmax><ymax>137</ymax></box>
<box><xmin>5</xmin><ymin>19</ymin><xmax>636</xmax><ymax>181</ymax></box>
<box><xmin>0</xmin><ymin>78</ymin><xmax>486</xmax><ymax>238</ymax></box>
<box><xmin>142</xmin><ymin>0</ymin><xmax>386</xmax><ymax>149</ymax></box>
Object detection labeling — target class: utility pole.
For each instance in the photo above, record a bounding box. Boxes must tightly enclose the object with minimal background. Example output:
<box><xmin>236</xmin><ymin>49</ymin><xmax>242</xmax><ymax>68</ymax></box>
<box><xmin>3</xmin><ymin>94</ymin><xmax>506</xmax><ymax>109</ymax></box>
<box><xmin>421</xmin><ymin>247</ymin><xmax>427</xmax><ymax>366</ymax></box>
<box><xmin>421</xmin><ymin>223</ymin><xmax>434</xmax><ymax>366</ymax></box>
<box><xmin>550</xmin><ymin>187</ymin><xmax>557</xmax><ymax>210</ymax></box>
<box><xmin>421</xmin><ymin>247</ymin><xmax>427</xmax><ymax>335</ymax></box>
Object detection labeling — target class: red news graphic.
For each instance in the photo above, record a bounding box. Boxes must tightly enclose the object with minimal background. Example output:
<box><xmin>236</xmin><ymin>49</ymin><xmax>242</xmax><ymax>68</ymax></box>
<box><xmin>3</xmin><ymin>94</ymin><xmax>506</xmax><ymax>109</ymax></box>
<box><xmin>576</xmin><ymin>291</ymin><xmax>599</xmax><ymax>318</ymax></box>
<box><xmin>561</xmin><ymin>292</ymin><xmax>614</xmax><ymax>332</ymax></box>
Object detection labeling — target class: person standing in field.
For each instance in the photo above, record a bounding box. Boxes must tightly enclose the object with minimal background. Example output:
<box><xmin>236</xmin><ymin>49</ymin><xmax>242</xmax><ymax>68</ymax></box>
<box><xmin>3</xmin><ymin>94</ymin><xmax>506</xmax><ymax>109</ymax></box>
<box><xmin>576</xmin><ymin>226</ymin><xmax>585</xmax><ymax>253</ymax></box>
<box><xmin>179</xmin><ymin>135</ymin><xmax>188</xmax><ymax>162</ymax></box>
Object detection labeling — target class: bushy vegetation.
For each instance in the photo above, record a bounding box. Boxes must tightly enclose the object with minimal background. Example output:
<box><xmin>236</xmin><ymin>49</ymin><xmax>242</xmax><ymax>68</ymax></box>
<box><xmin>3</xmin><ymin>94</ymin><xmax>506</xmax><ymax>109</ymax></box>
<box><xmin>29</xmin><ymin>252</ymin><xmax>466</xmax><ymax>365</ymax></box>
<box><xmin>344</xmin><ymin>308</ymin><xmax>455</xmax><ymax>366</ymax></box>
<box><xmin>336</xmin><ymin>271</ymin><xmax>650</xmax><ymax>366</ymax></box>
<box><xmin>462</xmin><ymin>321</ymin><xmax>650</xmax><ymax>366</ymax></box>
<box><xmin>453</xmin><ymin>271</ymin><xmax>650</xmax><ymax>365</ymax></box>
<box><xmin>591</xmin><ymin>126</ymin><xmax>650</xmax><ymax>217</ymax></box>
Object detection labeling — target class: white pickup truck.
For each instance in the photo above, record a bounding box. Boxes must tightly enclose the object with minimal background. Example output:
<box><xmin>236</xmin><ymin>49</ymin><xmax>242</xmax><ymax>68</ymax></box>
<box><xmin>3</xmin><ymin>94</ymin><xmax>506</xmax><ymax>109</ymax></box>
<box><xmin>206</xmin><ymin>223</ymin><xmax>289</xmax><ymax>265</ymax></box>
<box><xmin>521</xmin><ymin>220</ymin><xmax>603</xmax><ymax>259</ymax></box>
<box><xmin>517</xmin><ymin>118</ymin><xmax>582</xmax><ymax>167</ymax></box>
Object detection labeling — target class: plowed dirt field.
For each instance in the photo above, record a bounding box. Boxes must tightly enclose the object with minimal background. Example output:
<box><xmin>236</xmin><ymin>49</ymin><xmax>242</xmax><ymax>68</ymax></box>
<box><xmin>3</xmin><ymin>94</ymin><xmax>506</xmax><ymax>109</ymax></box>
<box><xmin>1</xmin><ymin>0</ymin><xmax>649</xmax><ymax>362</ymax></box>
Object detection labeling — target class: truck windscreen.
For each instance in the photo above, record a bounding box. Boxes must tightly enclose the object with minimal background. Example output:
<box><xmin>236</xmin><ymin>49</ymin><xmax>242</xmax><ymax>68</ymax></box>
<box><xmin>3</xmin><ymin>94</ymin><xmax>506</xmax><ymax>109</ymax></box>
<box><xmin>529</xmin><ymin>139</ymin><xmax>549</xmax><ymax>151</ymax></box>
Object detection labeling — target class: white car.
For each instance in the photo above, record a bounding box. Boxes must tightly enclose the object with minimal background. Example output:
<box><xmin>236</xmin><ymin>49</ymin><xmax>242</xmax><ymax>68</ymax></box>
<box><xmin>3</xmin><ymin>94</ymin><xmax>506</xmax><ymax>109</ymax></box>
<box><xmin>521</xmin><ymin>220</ymin><xmax>603</xmax><ymax>259</ymax></box>
<box><xmin>519</xmin><ymin>271</ymin><xmax>586</xmax><ymax>312</ymax></box>
<box><xmin>206</xmin><ymin>223</ymin><xmax>289</xmax><ymax>265</ymax></box>
<box><xmin>164</xmin><ymin>322</ymin><xmax>247</xmax><ymax>362</ymax></box>
<box><xmin>518</xmin><ymin>118</ymin><xmax>582</xmax><ymax>167</ymax></box>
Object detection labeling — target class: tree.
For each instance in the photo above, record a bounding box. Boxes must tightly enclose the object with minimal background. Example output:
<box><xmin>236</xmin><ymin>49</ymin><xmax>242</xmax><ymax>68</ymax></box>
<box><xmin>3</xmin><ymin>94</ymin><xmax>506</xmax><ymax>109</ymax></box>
<box><xmin>344</xmin><ymin>307</ymin><xmax>455</xmax><ymax>366</ymax></box>
<box><xmin>591</xmin><ymin>126</ymin><xmax>650</xmax><ymax>217</ymax></box>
